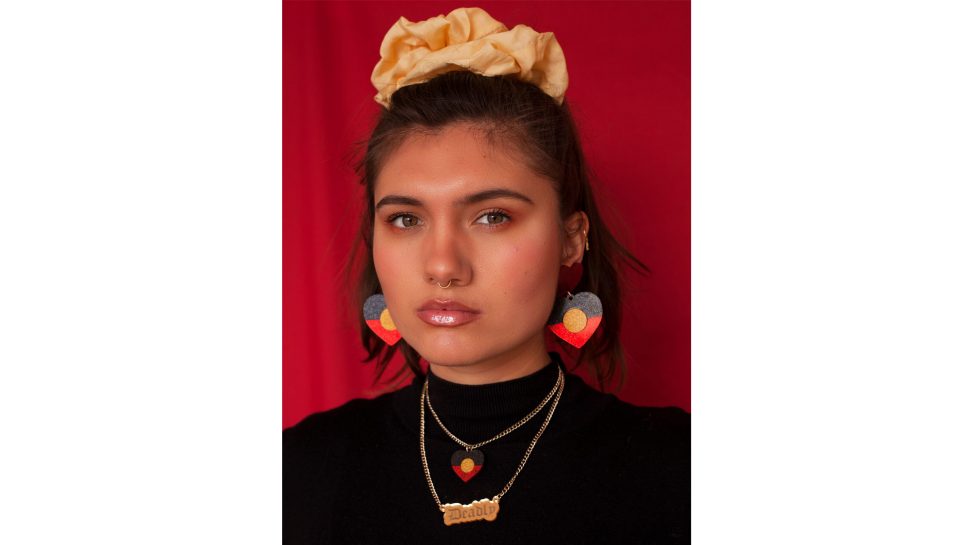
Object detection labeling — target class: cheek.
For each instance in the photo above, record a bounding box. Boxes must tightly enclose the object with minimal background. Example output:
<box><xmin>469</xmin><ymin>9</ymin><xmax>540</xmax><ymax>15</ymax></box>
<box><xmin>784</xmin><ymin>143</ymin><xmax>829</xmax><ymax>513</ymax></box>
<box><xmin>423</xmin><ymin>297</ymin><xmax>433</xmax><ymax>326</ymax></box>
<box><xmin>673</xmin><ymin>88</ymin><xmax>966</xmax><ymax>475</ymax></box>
<box><xmin>483</xmin><ymin>232</ymin><xmax>561</xmax><ymax>317</ymax></box>
<box><xmin>372</xmin><ymin>234</ymin><xmax>412</xmax><ymax>294</ymax></box>
<box><xmin>372</xmin><ymin>241</ymin><xmax>390</xmax><ymax>279</ymax></box>
<box><xmin>372</xmin><ymin>240</ymin><xmax>419</xmax><ymax>336</ymax></box>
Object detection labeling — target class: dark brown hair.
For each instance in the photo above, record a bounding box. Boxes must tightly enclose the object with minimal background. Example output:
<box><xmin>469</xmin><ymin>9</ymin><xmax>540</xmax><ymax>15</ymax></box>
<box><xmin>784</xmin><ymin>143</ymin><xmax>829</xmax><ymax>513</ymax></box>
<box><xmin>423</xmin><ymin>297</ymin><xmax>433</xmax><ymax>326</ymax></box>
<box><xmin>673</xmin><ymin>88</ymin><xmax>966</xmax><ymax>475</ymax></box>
<box><xmin>345</xmin><ymin>70</ymin><xmax>649</xmax><ymax>391</ymax></box>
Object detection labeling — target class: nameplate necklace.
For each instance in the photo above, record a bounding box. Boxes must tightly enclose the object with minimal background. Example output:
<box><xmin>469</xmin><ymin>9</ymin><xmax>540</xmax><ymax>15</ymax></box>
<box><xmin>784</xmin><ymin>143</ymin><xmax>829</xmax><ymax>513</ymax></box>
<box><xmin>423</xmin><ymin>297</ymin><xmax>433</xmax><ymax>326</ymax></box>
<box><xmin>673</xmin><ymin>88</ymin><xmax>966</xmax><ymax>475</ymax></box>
<box><xmin>418</xmin><ymin>366</ymin><xmax>565</xmax><ymax>526</ymax></box>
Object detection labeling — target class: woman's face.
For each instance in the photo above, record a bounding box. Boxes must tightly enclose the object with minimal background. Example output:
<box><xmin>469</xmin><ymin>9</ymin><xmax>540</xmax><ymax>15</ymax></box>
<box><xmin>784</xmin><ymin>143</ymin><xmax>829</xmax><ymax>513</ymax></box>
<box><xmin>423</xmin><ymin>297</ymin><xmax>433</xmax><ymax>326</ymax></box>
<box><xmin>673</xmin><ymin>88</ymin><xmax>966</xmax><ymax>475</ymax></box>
<box><xmin>372</xmin><ymin>123</ymin><xmax>572</xmax><ymax>372</ymax></box>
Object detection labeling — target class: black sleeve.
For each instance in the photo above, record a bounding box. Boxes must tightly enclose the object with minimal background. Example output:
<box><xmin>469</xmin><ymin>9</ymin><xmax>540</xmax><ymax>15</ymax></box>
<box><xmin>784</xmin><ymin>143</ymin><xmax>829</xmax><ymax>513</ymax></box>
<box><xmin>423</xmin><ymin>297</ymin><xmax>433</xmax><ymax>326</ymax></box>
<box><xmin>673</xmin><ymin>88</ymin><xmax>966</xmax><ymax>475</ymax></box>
<box><xmin>607</xmin><ymin>405</ymin><xmax>690</xmax><ymax>544</ymax></box>
<box><xmin>657</xmin><ymin>407</ymin><xmax>690</xmax><ymax>543</ymax></box>
<box><xmin>283</xmin><ymin>413</ymin><xmax>339</xmax><ymax>545</ymax></box>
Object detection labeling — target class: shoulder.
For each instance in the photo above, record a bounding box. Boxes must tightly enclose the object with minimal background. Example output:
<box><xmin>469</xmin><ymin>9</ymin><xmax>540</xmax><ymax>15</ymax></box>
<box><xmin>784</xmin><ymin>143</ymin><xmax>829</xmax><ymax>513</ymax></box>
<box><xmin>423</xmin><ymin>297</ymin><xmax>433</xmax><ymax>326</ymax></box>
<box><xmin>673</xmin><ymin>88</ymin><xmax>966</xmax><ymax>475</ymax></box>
<box><xmin>562</xmin><ymin>388</ymin><xmax>690</xmax><ymax>540</ymax></box>
<box><xmin>567</xmin><ymin>375</ymin><xmax>689</xmax><ymax>446</ymax></box>
<box><xmin>618</xmin><ymin>403</ymin><xmax>690</xmax><ymax>439</ymax></box>
<box><xmin>582</xmin><ymin>396</ymin><xmax>690</xmax><ymax>471</ymax></box>
<box><xmin>284</xmin><ymin>392</ymin><xmax>396</xmax><ymax>446</ymax></box>
<box><xmin>283</xmin><ymin>391</ymin><xmax>402</xmax><ymax>469</ymax></box>
<box><xmin>283</xmin><ymin>394</ymin><xmax>403</xmax><ymax>542</ymax></box>
<box><xmin>603</xmin><ymin>401</ymin><xmax>689</xmax><ymax>452</ymax></box>
<box><xmin>562</xmin><ymin>379</ymin><xmax>690</xmax><ymax>471</ymax></box>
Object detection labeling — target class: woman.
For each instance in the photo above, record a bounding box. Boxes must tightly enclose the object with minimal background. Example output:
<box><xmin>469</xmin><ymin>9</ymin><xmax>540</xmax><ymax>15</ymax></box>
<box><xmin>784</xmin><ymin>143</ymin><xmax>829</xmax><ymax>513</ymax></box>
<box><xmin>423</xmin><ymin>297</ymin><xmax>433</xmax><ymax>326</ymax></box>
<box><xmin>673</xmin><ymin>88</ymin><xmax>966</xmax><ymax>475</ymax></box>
<box><xmin>284</xmin><ymin>8</ymin><xmax>689</xmax><ymax>544</ymax></box>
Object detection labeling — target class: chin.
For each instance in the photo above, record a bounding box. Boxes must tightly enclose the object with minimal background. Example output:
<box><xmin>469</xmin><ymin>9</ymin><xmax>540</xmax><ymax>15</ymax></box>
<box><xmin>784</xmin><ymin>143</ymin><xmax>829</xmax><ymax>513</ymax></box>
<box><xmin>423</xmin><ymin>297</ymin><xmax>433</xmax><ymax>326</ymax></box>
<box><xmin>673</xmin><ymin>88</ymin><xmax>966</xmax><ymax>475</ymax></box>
<box><xmin>400</xmin><ymin>320</ymin><xmax>540</xmax><ymax>367</ymax></box>
<box><xmin>412</xmin><ymin>339</ymin><xmax>483</xmax><ymax>367</ymax></box>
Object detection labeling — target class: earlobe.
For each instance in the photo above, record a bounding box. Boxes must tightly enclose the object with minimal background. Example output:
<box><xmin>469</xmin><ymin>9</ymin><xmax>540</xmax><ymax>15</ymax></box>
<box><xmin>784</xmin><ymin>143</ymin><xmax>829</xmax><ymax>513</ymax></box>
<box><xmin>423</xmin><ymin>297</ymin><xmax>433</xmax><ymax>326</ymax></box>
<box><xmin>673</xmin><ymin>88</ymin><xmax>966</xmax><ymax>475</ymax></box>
<box><xmin>560</xmin><ymin>211</ymin><xmax>590</xmax><ymax>266</ymax></box>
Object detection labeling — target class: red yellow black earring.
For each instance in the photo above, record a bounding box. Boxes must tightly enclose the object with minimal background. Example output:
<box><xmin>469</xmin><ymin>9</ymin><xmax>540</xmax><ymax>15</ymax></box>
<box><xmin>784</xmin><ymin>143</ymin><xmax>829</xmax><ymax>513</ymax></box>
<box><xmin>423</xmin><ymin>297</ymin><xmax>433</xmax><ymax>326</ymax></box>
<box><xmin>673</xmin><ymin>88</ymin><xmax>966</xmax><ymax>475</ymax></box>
<box><xmin>363</xmin><ymin>294</ymin><xmax>401</xmax><ymax>345</ymax></box>
<box><xmin>548</xmin><ymin>229</ymin><xmax>602</xmax><ymax>348</ymax></box>
<box><xmin>547</xmin><ymin>290</ymin><xmax>603</xmax><ymax>348</ymax></box>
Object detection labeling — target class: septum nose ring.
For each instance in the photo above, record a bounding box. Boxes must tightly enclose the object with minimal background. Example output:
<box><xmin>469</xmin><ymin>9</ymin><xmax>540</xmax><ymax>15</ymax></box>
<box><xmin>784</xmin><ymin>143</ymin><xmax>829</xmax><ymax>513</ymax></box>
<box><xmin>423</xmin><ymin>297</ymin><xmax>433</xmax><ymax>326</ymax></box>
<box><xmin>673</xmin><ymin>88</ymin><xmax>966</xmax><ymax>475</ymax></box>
<box><xmin>436</xmin><ymin>280</ymin><xmax>453</xmax><ymax>289</ymax></box>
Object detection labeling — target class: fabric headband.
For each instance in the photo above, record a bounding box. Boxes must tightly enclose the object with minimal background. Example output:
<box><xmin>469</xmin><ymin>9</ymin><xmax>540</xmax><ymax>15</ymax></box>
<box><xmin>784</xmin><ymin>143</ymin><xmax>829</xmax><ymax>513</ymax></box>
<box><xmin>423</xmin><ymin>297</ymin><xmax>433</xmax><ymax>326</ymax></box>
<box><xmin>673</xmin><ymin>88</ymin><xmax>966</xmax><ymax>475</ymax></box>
<box><xmin>370</xmin><ymin>7</ymin><xmax>569</xmax><ymax>109</ymax></box>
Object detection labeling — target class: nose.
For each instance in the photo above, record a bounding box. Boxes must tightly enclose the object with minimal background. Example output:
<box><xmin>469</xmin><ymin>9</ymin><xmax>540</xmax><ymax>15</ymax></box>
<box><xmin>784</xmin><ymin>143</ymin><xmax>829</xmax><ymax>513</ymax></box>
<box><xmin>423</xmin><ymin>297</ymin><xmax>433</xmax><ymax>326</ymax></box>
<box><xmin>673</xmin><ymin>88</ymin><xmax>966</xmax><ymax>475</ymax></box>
<box><xmin>423</xmin><ymin>224</ymin><xmax>471</xmax><ymax>288</ymax></box>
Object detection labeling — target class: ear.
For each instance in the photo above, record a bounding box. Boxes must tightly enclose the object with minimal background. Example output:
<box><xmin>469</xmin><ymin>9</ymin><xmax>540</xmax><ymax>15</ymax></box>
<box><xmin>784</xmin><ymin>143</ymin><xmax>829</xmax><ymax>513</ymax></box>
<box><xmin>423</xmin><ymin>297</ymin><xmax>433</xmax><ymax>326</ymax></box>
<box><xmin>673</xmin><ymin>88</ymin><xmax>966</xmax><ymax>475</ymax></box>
<box><xmin>560</xmin><ymin>211</ymin><xmax>590</xmax><ymax>267</ymax></box>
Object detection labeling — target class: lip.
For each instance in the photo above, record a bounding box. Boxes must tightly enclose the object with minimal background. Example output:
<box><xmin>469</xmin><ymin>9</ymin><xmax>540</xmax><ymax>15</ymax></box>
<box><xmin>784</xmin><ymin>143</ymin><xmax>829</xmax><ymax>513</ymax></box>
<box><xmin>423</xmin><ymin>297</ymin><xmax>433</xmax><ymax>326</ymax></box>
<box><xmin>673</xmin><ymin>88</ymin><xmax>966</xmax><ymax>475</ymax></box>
<box><xmin>416</xmin><ymin>299</ymin><xmax>481</xmax><ymax>327</ymax></box>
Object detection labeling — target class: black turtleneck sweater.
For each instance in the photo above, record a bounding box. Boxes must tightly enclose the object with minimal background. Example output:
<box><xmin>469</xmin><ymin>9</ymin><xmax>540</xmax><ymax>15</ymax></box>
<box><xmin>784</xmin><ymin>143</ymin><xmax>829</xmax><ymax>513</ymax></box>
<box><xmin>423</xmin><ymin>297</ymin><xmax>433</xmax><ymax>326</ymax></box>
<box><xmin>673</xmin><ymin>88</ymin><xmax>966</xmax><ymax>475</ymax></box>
<box><xmin>283</xmin><ymin>352</ymin><xmax>689</xmax><ymax>544</ymax></box>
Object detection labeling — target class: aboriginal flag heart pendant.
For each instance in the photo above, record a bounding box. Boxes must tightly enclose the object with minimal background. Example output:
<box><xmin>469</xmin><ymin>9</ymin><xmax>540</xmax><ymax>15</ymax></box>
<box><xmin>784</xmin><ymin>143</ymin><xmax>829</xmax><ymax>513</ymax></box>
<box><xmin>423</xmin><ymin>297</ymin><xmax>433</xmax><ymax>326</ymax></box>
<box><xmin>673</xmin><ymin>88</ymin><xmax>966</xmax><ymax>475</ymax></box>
<box><xmin>451</xmin><ymin>449</ymin><xmax>484</xmax><ymax>482</ymax></box>
<box><xmin>547</xmin><ymin>291</ymin><xmax>603</xmax><ymax>348</ymax></box>
<box><xmin>363</xmin><ymin>294</ymin><xmax>401</xmax><ymax>345</ymax></box>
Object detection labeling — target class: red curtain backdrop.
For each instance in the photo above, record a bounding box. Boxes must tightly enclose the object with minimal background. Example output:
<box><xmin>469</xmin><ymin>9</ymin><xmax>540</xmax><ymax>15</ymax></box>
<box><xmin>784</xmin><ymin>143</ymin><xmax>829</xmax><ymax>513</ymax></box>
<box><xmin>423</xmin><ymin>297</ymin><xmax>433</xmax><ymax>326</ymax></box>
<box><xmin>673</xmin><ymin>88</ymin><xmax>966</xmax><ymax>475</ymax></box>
<box><xmin>283</xmin><ymin>1</ymin><xmax>690</xmax><ymax>428</ymax></box>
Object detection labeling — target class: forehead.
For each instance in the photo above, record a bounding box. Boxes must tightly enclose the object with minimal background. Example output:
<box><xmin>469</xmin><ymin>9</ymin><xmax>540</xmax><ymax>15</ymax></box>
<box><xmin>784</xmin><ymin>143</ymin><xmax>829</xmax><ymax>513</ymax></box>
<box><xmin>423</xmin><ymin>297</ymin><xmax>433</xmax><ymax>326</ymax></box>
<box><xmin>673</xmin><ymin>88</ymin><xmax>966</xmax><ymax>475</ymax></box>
<box><xmin>374</xmin><ymin>124</ymin><xmax>551</xmax><ymax>201</ymax></box>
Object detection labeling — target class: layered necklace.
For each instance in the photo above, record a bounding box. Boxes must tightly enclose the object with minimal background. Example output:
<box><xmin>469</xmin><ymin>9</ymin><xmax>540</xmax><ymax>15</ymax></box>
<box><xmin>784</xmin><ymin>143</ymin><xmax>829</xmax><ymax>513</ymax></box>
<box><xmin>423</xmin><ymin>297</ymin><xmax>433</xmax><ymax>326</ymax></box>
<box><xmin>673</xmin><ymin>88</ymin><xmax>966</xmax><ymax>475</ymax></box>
<box><xmin>419</xmin><ymin>365</ymin><xmax>565</xmax><ymax>526</ymax></box>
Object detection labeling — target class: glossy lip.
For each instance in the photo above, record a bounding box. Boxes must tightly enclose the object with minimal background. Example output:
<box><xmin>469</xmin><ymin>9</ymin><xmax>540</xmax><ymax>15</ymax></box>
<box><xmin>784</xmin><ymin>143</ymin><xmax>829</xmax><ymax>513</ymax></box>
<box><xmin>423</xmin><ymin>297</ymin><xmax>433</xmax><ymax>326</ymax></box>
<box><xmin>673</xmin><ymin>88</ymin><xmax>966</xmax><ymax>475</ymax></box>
<box><xmin>416</xmin><ymin>299</ymin><xmax>481</xmax><ymax>327</ymax></box>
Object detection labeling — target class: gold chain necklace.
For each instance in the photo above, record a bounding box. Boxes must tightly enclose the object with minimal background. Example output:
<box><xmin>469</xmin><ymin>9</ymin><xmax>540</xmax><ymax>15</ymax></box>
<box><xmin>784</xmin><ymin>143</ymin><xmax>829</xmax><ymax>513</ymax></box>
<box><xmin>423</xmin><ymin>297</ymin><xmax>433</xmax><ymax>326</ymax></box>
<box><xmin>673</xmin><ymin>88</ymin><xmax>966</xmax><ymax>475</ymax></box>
<box><xmin>424</xmin><ymin>366</ymin><xmax>563</xmax><ymax>482</ymax></box>
<box><xmin>419</xmin><ymin>368</ymin><xmax>566</xmax><ymax>526</ymax></box>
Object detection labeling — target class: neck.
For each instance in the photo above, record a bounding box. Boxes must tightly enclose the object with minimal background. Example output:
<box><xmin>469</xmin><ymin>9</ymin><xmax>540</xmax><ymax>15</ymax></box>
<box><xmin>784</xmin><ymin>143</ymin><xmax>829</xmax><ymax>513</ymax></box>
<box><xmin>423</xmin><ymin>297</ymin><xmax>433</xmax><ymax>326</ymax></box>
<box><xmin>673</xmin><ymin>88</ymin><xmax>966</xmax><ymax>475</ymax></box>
<box><xmin>427</xmin><ymin>335</ymin><xmax>550</xmax><ymax>385</ymax></box>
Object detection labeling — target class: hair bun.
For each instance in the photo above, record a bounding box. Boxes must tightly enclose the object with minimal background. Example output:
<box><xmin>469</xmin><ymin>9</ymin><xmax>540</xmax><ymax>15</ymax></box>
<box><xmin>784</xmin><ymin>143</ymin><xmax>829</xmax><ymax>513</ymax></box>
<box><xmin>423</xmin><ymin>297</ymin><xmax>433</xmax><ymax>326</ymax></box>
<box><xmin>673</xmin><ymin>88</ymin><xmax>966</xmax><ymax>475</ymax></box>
<box><xmin>370</xmin><ymin>7</ymin><xmax>569</xmax><ymax>108</ymax></box>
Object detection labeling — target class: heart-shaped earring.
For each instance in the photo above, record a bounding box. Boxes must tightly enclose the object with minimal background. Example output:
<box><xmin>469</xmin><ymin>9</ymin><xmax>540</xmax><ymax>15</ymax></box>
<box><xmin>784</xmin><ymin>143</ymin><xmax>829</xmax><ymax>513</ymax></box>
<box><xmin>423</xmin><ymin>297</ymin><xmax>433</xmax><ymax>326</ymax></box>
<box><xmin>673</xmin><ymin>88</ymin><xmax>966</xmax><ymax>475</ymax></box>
<box><xmin>547</xmin><ymin>291</ymin><xmax>603</xmax><ymax>348</ymax></box>
<box><xmin>363</xmin><ymin>294</ymin><xmax>401</xmax><ymax>345</ymax></box>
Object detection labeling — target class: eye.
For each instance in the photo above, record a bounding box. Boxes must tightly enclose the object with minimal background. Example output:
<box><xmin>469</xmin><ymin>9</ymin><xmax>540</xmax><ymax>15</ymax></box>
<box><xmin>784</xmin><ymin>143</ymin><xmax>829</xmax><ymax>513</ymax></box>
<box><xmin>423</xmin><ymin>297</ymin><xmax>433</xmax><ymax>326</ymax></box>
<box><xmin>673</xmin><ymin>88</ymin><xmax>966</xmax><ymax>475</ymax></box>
<box><xmin>475</xmin><ymin>210</ymin><xmax>511</xmax><ymax>227</ymax></box>
<box><xmin>387</xmin><ymin>213</ymin><xmax>421</xmax><ymax>229</ymax></box>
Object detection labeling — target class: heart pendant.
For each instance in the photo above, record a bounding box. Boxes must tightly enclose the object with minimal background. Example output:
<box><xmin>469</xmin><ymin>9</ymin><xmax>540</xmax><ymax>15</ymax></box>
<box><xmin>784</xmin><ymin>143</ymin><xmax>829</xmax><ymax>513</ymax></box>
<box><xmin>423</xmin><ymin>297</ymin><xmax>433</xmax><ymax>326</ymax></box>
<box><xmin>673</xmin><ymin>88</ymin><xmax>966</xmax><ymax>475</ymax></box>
<box><xmin>451</xmin><ymin>449</ymin><xmax>484</xmax><ymax>482</ymax></box>
<box><xmin>363</xmin><ymin>294</ymin><xmax>401</xmax><ymax>345</ymax></box>
<box><xmin>547</xmin><ymin>291</ymin><xmax>603</xmax><ymax>348</ymax></box>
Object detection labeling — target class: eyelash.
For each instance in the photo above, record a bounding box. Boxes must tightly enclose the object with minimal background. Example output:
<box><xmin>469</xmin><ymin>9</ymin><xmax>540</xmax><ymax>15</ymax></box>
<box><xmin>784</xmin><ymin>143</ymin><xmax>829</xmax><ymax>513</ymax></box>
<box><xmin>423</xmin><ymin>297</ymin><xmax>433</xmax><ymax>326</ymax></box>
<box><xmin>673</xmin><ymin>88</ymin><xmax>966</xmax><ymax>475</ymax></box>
<box><xmin>385</xmin><ymin>209</ymin><xmax>512</xmax><ymax>230</ymax></box>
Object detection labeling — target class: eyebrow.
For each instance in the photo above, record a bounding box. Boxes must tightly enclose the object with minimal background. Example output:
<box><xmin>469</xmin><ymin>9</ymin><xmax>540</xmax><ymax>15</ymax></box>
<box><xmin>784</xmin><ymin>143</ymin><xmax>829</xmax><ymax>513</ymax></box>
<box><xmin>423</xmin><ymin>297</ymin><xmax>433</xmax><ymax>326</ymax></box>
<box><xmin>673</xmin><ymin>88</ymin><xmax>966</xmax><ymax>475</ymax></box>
<box><xmin>375</xmin><ymin>188</ymin><xmax>535</xmax><ymax>210</ymax></box>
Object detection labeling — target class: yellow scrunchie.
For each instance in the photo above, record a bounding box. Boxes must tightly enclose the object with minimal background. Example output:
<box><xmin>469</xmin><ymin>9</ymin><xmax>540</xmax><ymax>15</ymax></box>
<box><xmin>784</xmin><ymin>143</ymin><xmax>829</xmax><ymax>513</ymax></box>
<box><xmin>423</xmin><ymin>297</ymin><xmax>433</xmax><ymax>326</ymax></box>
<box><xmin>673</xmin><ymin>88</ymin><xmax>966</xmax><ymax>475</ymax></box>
<box><xmin>370</xmin><ymin>7</ymin><xmax>569</xmax><ymax>108</ymax></box>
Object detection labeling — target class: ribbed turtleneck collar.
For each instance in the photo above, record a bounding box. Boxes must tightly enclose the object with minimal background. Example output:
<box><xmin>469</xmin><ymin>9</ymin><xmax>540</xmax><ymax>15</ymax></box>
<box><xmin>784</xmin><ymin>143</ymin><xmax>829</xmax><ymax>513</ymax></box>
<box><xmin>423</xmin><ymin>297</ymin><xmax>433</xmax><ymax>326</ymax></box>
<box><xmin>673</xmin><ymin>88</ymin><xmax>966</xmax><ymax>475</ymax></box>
<box><xmin>420</xmin><ymin>352</ymin><xmax>564</xmax><ymax>422</ymax></box>
<box><xmin>391</xmin><ymin>351</ymin><xmax>614</xmax><ymax>446</ymax></box>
